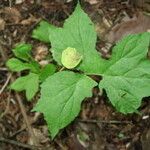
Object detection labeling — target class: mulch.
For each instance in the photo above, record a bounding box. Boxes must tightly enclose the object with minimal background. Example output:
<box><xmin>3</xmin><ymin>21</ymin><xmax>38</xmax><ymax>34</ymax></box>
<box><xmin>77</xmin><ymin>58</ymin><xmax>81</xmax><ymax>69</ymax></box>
<box><xmin>0</xmin><ymin>0</ymin><xmax>150</xmax><ymax>150</ymax></box>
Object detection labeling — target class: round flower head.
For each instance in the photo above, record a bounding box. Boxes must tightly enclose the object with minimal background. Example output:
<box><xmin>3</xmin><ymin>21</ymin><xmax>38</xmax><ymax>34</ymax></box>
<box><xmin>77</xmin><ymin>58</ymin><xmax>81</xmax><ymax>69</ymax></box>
<box><xmin>61</xmin><ymin>47</ymin><xmax>83</xmax><ymax>69</ymax></box>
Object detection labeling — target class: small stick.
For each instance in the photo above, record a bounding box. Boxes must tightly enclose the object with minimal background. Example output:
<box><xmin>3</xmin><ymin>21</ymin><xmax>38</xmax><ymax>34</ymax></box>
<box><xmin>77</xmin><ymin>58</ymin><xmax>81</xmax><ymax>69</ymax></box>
<box><xmin>10</xmin><ymin>76</ymin><xmax>38</xmax><ymax>146</ymax></box>
<box><xmin>78</xmin><ymin>119</ymin><xmax>132</xmax><ymax>124</ymax></box>
<box><xmin>14</xmin><ymin>90</ymin><xmax>38</xmax><ymax>147</ymax></box>
<box><xmin>9</xmin><ymin>127</ymin><xmax>26</xmax><ymax>138</ymax></box>
<box><xmin>0</xmin><ymin>137</ymin><xmax>40</xmax><ymax>150</ymax></box>
<box><xmin>0</xmin><ymin>22</ymin><xmax>39</xmax><ymax>148</ymax></box>
<box><xmin>0</xmin><ymin>67</ymin><xmax>8</xmax><ymax>71</ymax></box>
<box><xmin>0</xmin><ymin>73</ymin><xmax>12</xmax><ymax>95</ymax></box>
<box><xmin>9</xmin><ymin>0</ymin><xmax>12</xmax><ymax>8</ymax></box>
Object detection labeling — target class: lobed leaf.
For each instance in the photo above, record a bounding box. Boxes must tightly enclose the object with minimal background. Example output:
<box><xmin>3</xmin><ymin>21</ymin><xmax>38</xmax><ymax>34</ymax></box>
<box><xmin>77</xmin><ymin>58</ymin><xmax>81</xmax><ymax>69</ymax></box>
<box><xmin>33</xmin><ymin>71</ymin><xmax>97</xmax><ymax>138</ymax></box>
<box><xmin>39</xmin><ymin>64</ymin><xmax>56</xmax><ymax>82</ymax></box>
<box><xmin>29</xmin><ymin>60</ymin><xmax>41</xmax><ymax>74</ymax></box>
<box><xmin>99</xmin><ymin>32</ymin><xmax>150</xmax><ymax>114</ymax></box>
<box><xmin>49</xmin><ymin>3</ymin><xmax>104</xmax><ymax>75</ymax></box>
<box><xmin>11</xmin><ymin>73</ymin><xmax>39</xmax><ymax>101</ymax></box>
<box><xmin>12</xmin><ymin>43</ymin><xmax>32</xmax><ymax>61</ymax></box>
<box><xmin>29</xmin><ymin>2</ymin><xmax>150</xmax><ymax>139</ymax></box>
<box><xmin>6</xmin><ymin>58</ymin><xmax>31</xmax><ymax>72</ymax></box>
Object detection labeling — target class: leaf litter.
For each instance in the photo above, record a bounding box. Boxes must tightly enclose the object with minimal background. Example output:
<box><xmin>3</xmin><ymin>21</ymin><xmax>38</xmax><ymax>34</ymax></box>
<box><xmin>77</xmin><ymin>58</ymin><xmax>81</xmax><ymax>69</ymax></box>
<box><xmin>0</xmin><ymin>0</ymin><xmax>150</xmax><ymax>150</ymax></box>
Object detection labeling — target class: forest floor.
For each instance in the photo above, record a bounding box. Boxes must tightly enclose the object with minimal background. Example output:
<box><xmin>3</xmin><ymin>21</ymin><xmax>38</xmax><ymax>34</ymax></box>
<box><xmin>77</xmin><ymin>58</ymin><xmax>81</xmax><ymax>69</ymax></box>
<box><xmin>0</xmin><ymin>0</ymin><xmax>150</xmax><ymax>150</ymax></box>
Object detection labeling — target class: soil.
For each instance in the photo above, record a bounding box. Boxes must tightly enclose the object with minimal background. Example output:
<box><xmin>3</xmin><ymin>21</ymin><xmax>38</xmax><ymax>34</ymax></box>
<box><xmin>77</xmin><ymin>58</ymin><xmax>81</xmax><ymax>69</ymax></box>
<box><xmin>0</xmin><ymin>0</ymin><xmax>150</xmax><ymax>150</ymax></box>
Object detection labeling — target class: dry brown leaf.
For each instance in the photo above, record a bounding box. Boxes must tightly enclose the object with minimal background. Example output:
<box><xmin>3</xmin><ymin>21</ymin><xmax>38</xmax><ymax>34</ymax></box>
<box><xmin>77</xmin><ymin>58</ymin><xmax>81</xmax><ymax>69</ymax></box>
<box><xmin>35</xmin><ymin>45</ymin><xmax>49</xmax><ymax>61</ymax></box>
<box><xmin>3</xmin><ymin>7</ymin><xmax>21</xmax><ymax>23</ymax></box>
<box><xmin>106</xmin><ymin>12</ymin><xmax>150</xmax><ymax>43</ymax></box>
<box><xmin>130</xmin><ymin>0</ymin><xmax>150</xmax><ymax>12</ymax></box>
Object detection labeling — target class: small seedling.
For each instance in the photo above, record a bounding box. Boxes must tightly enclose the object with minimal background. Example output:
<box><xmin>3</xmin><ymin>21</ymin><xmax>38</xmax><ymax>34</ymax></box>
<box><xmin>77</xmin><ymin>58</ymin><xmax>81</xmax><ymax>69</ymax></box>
<box><xmin>6</xmin><ymin>43</ymin><xmax>56</xmax><ymax>101</ymax></box>
<box><xmin>7</xmin><ymin>2</ymin><xmax>150</xmax><ymax>138</ymax></box>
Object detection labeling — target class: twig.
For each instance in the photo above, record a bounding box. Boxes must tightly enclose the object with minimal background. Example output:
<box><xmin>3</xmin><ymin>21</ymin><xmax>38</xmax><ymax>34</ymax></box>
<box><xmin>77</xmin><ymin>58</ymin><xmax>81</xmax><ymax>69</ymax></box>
<box><xmin>3</xmin><ymin>68</ymin><xmax>39</xmax><ymax>146</ymax></box>
<box><xmin>0</xmin><ymin>137</ymin><xmax>40</xmax><ymax>150</ymax></box>
<box><xmin>0</xmin><ymin>73</ymin><xmax>12</xmax><ymax>95</ymax></box>
<box><xmin>0</xmin><ymin>73</ymin><xmax>38</xmax><ymax>146</ymax></box>
<box><xmin>0</xmin><ymin>67</ymin><xmax>8</xmax><ymax>71</ymax></box>
<box><xmin>78</xmin><ymin>119</ymin><xmax>132</xmax><ymax>124</ymax></box>
<box><xmin>9</xmin><ymin>127</ymin><xmax>26</xmax><ymax>138</ymax></box>
<box><xmin>0</xmin><ymin>17</ymin><xmax>39</xmax><ymax>148</ymax></box>
<box><xmin>13</xmin><ymin>85</ymin><xmax>39</xmax><ymax>147</ymax></box>
<box><xmin>9</xmin><ymin>0</ymin><xmax>12</xmax><ymax>8</ymax></box>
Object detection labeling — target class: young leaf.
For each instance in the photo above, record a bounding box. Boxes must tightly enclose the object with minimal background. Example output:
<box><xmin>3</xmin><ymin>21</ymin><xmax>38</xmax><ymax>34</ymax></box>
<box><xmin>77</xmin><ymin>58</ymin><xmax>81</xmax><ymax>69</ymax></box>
<box><xmin>49</xmin><ymin>3</ymin><xmax>104</xmax><ymax>74</ymax></box>
<box><xmin>32</xmin><ymin>21</ymin><xmax>55</xmax><ymax>43</ymax></box>
<box><xmin>10</xmin><ymin>73</ymin><xmax>39</xmax><ymax>101</ymax></box>
<box><xmin>61</xmin><ymin>47</ymin><xmax>83</xmax><ymax>69</ymax></box>
<box><xmin>33</xmin><ymin>71</ymin><xmax>97</xmax><ymax>138</ymax></box>
<box><xmin>6</xmin><ymin>58</ymin><xmax>40</xmax><ymax>73</ymax></box>
<box><xmin>12</xmin><ymin>43</ymin><xmax>32</xmax><ymax>61</ymax></box>
<box><xmin>29</xmin><ymin>60</ymin><xmax>41</xmax><ymax>74</ymax></box>
<box><xmin>99</xmin><ymin>32</ymin><xmax>150</xmax><ymax>114</ymax></box>
<box><xmin>6</xmin><ymin>58</ymin><xmax>31</xmax><ymax>72</ymax></box>
<box><xmin>39</xmin><ymin>64</ymin><xmax>56</xmax><ymax>82</ymax></box>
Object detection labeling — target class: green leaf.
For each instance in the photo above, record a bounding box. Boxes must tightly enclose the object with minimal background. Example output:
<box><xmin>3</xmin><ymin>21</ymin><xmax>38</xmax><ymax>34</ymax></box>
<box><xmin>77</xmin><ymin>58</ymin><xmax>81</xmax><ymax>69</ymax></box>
<box><xmin>29</xmin><ymin>60</ymin><xmax>41</xmax><ymax>74</ymax></box>
<box><xmin>6</xmin><ymin>58</ymin><xmax>31</xmax><ymax>72</ymax></box>
<box><xmin>33</xmin><ymin>71</ymin><xmax>97</xmax><ymax>138</ymax></box>
<box><xmin>6</xmin><ymin>58</ymin><xmax>40</xmax><ymax>73</ymax></box>
<box><xmin>99</xmin><ymin>32</ymin><xmax>150</xmax><ymax>114</ymax></box>
<box><xmin>12</xmin><ymin>43</ymin><xmax>32</xmax><ymax>61</ymax></box>
<box><xmin>32</xmin><ymin>21</ymin><xmax>55</xmax><ymax>43</ymax></box>
<box><xmin>11</xmin><ymin>73</ymin><xmax>39</xmax><ymax>101</ymax></box>
<box><xmin>61</xmin><ymin>47</ymin><xmax>83</xmax><ymax>69</ymax></box>
<box><xmin>39</xmin><ymin>64</ymin><xmax>56</xmax><ymax>82</ymax></box>
<box><xmin>49</xmin><ymin>3</ymin><xmax>104</xmax><ymax>75</ymax></box>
